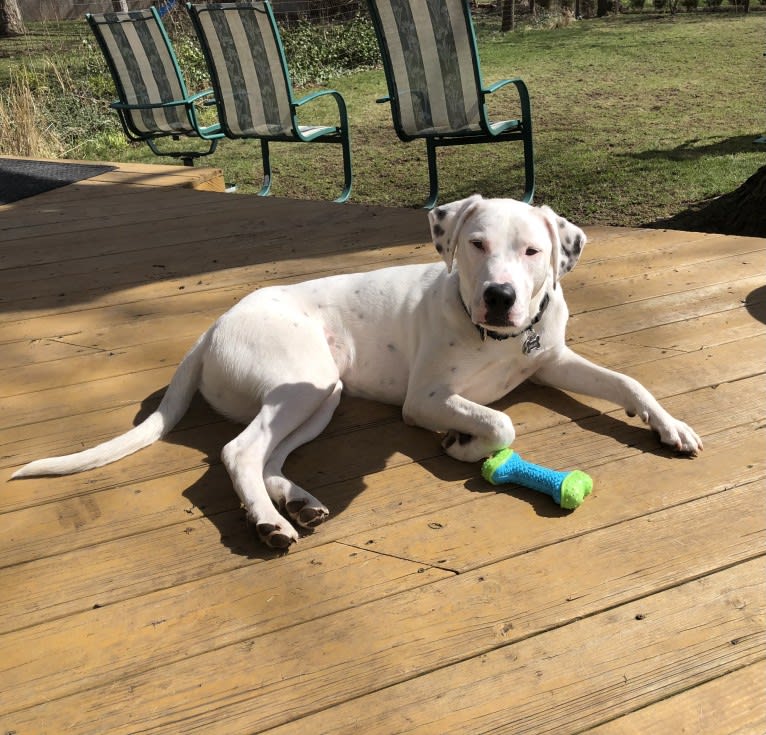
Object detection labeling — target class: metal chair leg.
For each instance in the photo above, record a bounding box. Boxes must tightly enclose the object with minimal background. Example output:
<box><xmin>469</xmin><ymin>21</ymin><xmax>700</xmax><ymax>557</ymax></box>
<box><xmin>334</xmin><ymin>135</ymin><xmax>353</xmax><ymax>204</ymax></box>
<box><xmin>258</xmin><ymin>139</ymin><xmax>272</xmax><ymax>196</ymax></box>
<box><xmin>424</xmin><ymin>139</ymin><xmax>439</xmax><ymax>210</ymax></box>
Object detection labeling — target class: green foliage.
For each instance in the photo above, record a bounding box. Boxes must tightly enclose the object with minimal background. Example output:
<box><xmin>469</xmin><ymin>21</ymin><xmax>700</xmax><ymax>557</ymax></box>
<box><xmin>279</xmin><ymin>13</ymin><xmax>381</xmax><ymax>87</ymax></box>
<box><xmin>173</xmin><ymin>32</ymin><xmax>212</xmax><ymax>91</ymax></box>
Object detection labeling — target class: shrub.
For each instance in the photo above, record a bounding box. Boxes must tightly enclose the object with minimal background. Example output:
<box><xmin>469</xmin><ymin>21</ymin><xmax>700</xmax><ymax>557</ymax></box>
<box><xmin>682</xmin><ymin>0</ymin><xmax>699</xmax><ymax>10</ymax></box>
<box><xmin>279</xmin><ymin>13</ymin><xmax>380</xmax><ymax>87</ymax></box>
<box><xmin>629</xmin><ymin>0</ymin><xmax>645</xmax><ymax>9</ymax></box>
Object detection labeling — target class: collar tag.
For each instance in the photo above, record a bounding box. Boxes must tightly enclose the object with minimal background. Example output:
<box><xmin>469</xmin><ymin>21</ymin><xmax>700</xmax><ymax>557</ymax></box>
<box><xmin>521</xmin><ymin>327</ymin><xmax>542</xmax><ymax>355</ymax></box>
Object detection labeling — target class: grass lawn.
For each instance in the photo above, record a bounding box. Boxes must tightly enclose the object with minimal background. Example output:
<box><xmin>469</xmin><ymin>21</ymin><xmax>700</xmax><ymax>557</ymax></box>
<box><xmin>1</xmin><ymin>12</ymin><xmax>763</xmax><ymax>226</ymax></box>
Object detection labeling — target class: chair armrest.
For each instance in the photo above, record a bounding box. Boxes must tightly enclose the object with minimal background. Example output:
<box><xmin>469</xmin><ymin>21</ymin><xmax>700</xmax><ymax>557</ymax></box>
<box><xmin>376</xmin><ymin>96</ymin><xmax>391</xmax><ymax>104</ymax></box>
<box><xmin>483</xmin><ymin>77</ymin><xmax>529</xmax><ymax>97</ymax></box>
<box><xmin>481</xmin><ymin>77</ymin><xmax>532</xmax><ymax>120</ymax></box>
<box><xmin>111</xmin><ymin>88</ymin><xmax>216</xmax><ymax>112</ymax></box>
<box><xmin>293</xmin><ymin>89</ymin><xmax>350</xmax><ymax>131</ymax></box>
<box><xmin>294</xmin><ymin>89</ymin><xmax>342</xmax><ymax>108</ymax></box>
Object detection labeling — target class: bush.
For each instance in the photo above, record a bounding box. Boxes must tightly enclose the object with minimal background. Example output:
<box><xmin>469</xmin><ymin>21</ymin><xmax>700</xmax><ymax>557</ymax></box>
<box><xmin>629</xmin><ymin>0</ymin><xmax>645</xmax><ymax>9</ymax></box>
<box><xmin>682</xmin><ymin>0</ymin><xmax>699</xmax><ymax>10</ymax></box>
<box><xmin>279</xmin><ymin>13</ymin><xmax>380</xmax><ymax>87</ymax></box>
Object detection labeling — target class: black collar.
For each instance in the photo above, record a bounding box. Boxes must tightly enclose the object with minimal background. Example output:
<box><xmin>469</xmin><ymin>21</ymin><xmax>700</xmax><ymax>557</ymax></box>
<box><xmin>463</xmin><ymin>292</ymin><xmax>550</xmax><ymax>351</ymax></box>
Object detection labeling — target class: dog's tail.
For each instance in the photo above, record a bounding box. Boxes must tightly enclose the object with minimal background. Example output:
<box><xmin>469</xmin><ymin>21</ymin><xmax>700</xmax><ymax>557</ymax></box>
<box><xmin>11</xmin><ymin>332</ymin><xmax>209</xmax><ymax>478</ymax></box>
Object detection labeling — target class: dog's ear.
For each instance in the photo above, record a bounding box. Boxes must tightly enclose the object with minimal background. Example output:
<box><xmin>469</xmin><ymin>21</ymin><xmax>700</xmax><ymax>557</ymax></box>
<box><xmin>428</xmin><ymin>194</ymin><xmax>483</xmax><ymax>272</ymax></box>
<box><xmin>539</xmin><ymin>205</ymin><xmax>587</xmax><ymax>283</ymax></box>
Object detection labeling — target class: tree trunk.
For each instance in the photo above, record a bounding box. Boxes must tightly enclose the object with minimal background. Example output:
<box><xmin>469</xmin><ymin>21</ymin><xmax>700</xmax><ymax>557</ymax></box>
<box><xmin>0</xmin><ymin>0</ymin><xmax>25</xmax><ymax>37</ymax></box>
<box><xmin>501</xmin><ymin>0</ymin><xmax>515</xmax><ymax>31</ymax></box>
<box><xmin>655</xmin><ymin>165</ymin><xmax>766</xmax><ymax>237</ymax></box>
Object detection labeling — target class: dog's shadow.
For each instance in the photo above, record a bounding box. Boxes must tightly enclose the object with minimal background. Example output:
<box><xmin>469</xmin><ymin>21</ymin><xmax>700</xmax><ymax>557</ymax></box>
<box><xmin>134</xmin><ymin>380</ymin><xmax>682</xmax><ymax>557</ymax></box>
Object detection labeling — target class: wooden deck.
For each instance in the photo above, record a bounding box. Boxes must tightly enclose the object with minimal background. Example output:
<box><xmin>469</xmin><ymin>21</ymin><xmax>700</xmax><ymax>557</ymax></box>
<box><xmin>1</xmin><ymin>161</ymin><xmax>764</xmax><ymax>734</ymax></box>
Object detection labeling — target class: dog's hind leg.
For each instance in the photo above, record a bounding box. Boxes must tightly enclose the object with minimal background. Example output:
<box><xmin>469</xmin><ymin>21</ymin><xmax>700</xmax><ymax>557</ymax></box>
<box><xmin>264</xmin><ymin>380</ymin><xmax>343</xmax><ymax>531</ymax></box>
<box><xmin>221</xmin><ymin>382</ymin><xmax>339</xmax><ymax>549</ymax></box>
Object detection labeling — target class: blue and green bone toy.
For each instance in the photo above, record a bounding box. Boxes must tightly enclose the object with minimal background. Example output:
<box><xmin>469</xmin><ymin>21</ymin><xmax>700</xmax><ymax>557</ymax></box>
<box><xmin>481</xmin><ymin>448</ymin><xmax>593</xmax><ymax>510</ymax></box>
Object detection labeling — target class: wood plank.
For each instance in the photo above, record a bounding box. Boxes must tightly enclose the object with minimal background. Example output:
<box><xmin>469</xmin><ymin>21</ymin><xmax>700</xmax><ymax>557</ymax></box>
<box><xmin>0</xmin><ymin>543</ymin><xmax>450</xmax><ymax>715</ymax></box>
<box><xmin>575</xmin><ymin>305</ymin><xmax>766</xmax><ymax>367</ymax></box>
<box><xmin>3</xmin><ymin>357</ymin><xmax>760</xmax><ymax>521</ymax></box>
<box><xmin>0</xmin><ymin>243</ymin><xmax>428</xmax><ymax>321</ymax></box>
<box><xmin>337</xmin><ymin>422</ymin><xmax>764</xmax><ymax>571</ymax></box>
<box><xmin>0</xmin><ymin>193</ymin><xmax>427</xmax><ymax>267</ymax></box>
<box><xmin>583</xmin><ymin>660</ymin><xmax>766</xmax><ymax>734</ymax></box>
<box><xmin>260</xmin><ymin>561</ymin><xmax>765</xmax><ymax>735</ymax></box>
<box><xmin>566</xmin><ymin>276</ymin><xmax>763</xmax><ymax>341</ymax></box>
<box><xmin>4</xmin><ymin>415</ymin><xmax>758</xmax><ymax>634</ymax></box>
<box><xmin>1</xmin><ymin>491</ymin><xmax>762</xmax><ymax>733</ymax></box>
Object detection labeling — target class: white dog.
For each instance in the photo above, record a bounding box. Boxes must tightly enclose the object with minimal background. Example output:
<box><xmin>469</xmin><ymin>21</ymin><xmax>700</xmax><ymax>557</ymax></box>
<box><xmin>13</xmin><ymin>196</ymin><xmax>701</xmax><ymax>548</ymax></box>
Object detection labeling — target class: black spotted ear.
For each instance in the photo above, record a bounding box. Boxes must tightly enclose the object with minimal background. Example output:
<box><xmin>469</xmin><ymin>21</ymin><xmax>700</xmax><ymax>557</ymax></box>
<box><xmin>540</xmin><ymin>205</ymin><xmax>587</xmax><ymax>280</ymax></box>
<box><xmin>558</xmin><ymin>219</ymin><xmax>586</xmax><ymax>278</ymax></box>
<box><xmin>428</xmin><ymin>194</ymin><xmax>483</xmax><ymax>272</ymax></box>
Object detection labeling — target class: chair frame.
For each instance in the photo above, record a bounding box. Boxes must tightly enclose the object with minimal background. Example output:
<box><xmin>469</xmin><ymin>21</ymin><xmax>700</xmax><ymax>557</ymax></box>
<box><xmin>86</xmin><ymin>7</ymin><xmax>223</xmax><ymax>167</ymax></box>
<box><xmin>368</xmin><ymin>0</ymin><xmax>534</xmax><ymax>208</ymax></box>
<box><xmin>187</xmin><ymin>1</ymin><xmax>352</xmax><ymax>202</ymax></box>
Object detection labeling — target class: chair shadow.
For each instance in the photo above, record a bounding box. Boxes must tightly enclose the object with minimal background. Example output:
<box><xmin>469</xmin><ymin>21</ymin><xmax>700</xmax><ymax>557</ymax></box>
<box><xmin>745</xmin><ymin>285</ymin><xmax>766</xmax><ymax>326</ymax></box>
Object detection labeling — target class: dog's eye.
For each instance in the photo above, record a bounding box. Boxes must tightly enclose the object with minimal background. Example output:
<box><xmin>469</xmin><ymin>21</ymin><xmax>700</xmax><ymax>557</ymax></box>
<box><xmin>470</xmin><ymin>240</ymin><xmax>485</xmax><ymax>252</ymax></box>
<box><xmin>525</xmin><ymin>247</ymin><xmax>540</xmax><ymax>256</ymax></box>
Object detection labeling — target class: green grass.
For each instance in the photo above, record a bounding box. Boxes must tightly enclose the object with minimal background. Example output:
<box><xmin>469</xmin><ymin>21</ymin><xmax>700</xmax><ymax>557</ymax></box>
<box><xmin>1</xmin><ymin>12</ymin><xmax>763</xmax><ymax>226</ymax></box>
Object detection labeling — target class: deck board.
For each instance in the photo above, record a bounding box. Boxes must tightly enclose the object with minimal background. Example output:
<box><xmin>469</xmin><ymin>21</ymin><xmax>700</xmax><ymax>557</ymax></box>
<box><xmin>0</xmin><ymin>161</ymin><xmax>764</xmax><ymax>734</ymax></box>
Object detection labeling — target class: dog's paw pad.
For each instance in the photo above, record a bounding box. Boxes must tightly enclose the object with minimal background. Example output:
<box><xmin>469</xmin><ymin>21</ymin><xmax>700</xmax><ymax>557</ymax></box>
<box><xmin>285</xmin><ymin>499</ymin><xmax>329</xmax><ymax>529</ymax></box>
<box><xmin>254</xmin><ymin>522</ymin><xmax>298</xmax><ymax>549</ymax></box>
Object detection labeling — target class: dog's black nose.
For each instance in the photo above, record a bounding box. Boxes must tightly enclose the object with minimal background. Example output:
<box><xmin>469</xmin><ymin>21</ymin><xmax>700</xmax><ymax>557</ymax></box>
<box><xmin>483</xmin><ymin>283</ymin><xmax>516</xmax><ymax>324</ymax></box>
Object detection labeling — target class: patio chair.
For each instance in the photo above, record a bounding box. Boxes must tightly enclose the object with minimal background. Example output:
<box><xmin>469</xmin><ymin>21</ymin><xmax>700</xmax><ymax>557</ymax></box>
<box><xmin>368</xmin><ymin>0</ymin><xmax>535</xmax><ymax>208</ymax></box>
<box><xmin>86</xmin><ymin>7</ymin><xmax>223</xmax><ymax>167</ymax></box>
<box><xmin>187</xmin><ymin>1</ymin><xmax>352</xmax><ymax>202</ymax></box>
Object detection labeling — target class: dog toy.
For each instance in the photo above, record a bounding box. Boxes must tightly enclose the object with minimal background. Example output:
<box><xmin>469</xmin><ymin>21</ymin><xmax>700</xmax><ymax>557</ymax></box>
<box><xmin>481</xmin><ymin>448</ymin><xmax>593</xmax><ymax>510</ymax></box>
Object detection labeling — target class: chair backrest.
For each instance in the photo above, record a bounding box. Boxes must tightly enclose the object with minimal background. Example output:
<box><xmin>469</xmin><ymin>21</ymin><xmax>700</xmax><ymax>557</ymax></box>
<box><xmin>368</xmin><ymin>0</ymin><xmax>485</xmax><ymax>138</ymax></box>
<box><xmin>188</xmin><ymin>2</ymin><xmax>296</xmax><ymax>139</ymax></box>
<box><xmin>87</xmin><ymin>8</ymin><xmax>195</xmax><ymax>137</ymax></box>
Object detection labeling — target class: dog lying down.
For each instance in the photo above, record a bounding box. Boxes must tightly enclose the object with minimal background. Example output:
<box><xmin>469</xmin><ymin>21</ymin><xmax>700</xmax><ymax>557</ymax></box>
<box><xmin>13</xmin><ymin>195</ymin><xmax>702</xmax><ymax>548</ymax></box>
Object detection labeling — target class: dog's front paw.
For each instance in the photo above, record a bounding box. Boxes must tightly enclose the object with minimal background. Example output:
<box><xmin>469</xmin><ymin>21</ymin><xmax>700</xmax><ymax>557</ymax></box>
<box><xmin>442</xmin><ymin>430</ymin><xmax>505</xmax><ymax>463</ymax></box>
<box><xmin>649</xmin><ymin>414</ymin><xmax>703</xmax><ymax>456</ymax></box>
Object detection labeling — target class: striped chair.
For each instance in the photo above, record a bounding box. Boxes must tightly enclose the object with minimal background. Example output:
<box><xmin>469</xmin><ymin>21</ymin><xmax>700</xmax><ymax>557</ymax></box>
<box><xmin>86</xmin><ymin>7</ymin><xmax>223</xmax><ymax>166</ymax></box>
<box><xmin>368</xmin><ymin>0</ymin><xmax>535</xmax><ymax>208</ymax></box>
<box><xmin>187</xmin><ymin>2</ymin><xmax>352</xmax><ymax>202</ymax></box>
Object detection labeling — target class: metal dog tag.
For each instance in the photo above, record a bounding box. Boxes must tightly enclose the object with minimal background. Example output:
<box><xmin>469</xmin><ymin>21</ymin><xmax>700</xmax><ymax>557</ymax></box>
<box><xmin>521</xmin><ymin>327</ymin><xmax>541</xmax><ymax>355</ymax></box>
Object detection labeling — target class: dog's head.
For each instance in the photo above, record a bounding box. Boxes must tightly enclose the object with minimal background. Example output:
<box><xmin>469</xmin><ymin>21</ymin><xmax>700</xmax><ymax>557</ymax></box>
<box><xmin>428</xmin><ymin>195</ymin><xmax>586</xmax><ymax>334</ymax></box>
